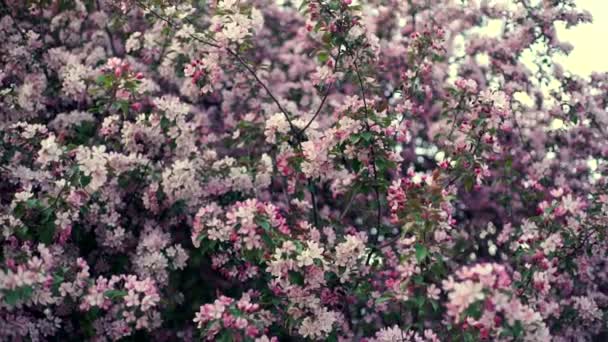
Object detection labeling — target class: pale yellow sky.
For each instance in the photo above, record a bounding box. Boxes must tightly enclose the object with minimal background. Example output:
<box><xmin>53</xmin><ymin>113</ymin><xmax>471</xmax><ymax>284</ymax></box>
<box><xmin>555</xmin><ymin>0</ymin><xmax>608</xmax><ymax>77</ymax></box>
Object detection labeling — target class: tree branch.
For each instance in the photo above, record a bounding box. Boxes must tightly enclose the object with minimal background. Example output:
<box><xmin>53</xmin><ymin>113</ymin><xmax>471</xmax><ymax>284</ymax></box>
<box><xmin>131</xmin><ymin>0</ymin><xmax>296</xmax><ymax>132</ymax></box>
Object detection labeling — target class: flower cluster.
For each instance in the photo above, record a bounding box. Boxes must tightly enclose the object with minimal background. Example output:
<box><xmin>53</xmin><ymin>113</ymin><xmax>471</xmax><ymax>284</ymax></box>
<box><xmin>0</xmin><ymin>0</ymin><xmax>607</xmax><ymax>340</ymax></box>
<box><xmin>193</xmin><ymin>292</ymin><xmax>271</xmax><ymax>340</ymax></box>
<box><xmin>443</xmin><ymin>263</ymin><xmax>550</xmax><ymax>340</ymax></box>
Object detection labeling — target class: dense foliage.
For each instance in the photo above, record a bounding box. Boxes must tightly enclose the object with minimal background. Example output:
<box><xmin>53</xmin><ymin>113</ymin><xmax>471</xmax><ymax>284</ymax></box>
<box><xmin>1</xmin><ymin>0</ymin><xmax>607</xmax><ymax>341</ymax></box>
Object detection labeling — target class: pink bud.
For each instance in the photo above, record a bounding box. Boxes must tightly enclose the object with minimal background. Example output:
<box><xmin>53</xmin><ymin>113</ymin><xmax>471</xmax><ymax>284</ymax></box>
<box><xmin>131</xmin><ymin>102</ymin><xmax>143</xmax><ymax>112</ymax></box>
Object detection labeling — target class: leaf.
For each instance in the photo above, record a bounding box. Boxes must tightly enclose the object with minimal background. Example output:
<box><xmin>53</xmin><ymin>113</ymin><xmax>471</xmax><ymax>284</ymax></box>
<box><xmin>256</xmin><ymin>218</ymin><xmax>271</xmax><ymax>232</ymax></box>
<box><xmin>38</xmin><ymin>220</ymin><xmax>56</xmax><ymax>245</ymax></box>
<box><xmin>464</xmin><ymin>300</ymin><xmax>483</xmax><ymax>319</ymax></box>
<box><xmin>413</xmin><ymin>295</ymin><xmax>425</xmax><ymax>308</ymax></box>
<box><xmin>26</xmin><ymin>198</ymin><xmax>42</xmax><ymax>208</ymax></box>
<box><xmin>96</xmin><ymin>74</ymin><xmax>114</xmax><ymax>89</ymax></box>
<box><xmin>375</xmin><ymin>294</ymin><xmax>393</xmax><ymax>304</ymax></box>
<box><xmin>80</xmin><ymin>173</ymin><xmax>92</xmax><ymax>188</ymax></box>
<box><xmin>298</xmin><ymin>0</ymin><xmax>310</xmax><ymax>12</ymax></box>
<box><xmin>349</xmin><ymin>134</ymin><xmax>361</xmax><ymax>144</ymax></box>
<box><xmin>117</xmin><ymin>100</ymin><xmax>130</xmax><ymax>114</ymax></box>
<box><xmin>261</xmin><ymin>233</ymin><xmax>274</xmax><ymax>248</ymax></box>
<box><xmin>216</xmin><ymin>330</ymin><xmax>233</xmax><ymax>342</ymax></box>
<box><xmin>3</xmin><ymin>286</ymin><xmax>34</xmax><ymax>305</ymax></box>
<box><xmin>463</xmin><ymin>175</ymin><xmax>474</xmax><ymax>192</ymax></box>
<box><xmin>104</xmin><ymin>290</ymin><xmax>128</xmax><ymax>299</ymax></box>
<box><xmin>430</xmin><ymin>299</ymin><xmax>439</xmax><ymax>311</ymax></box>
<box><xmin>463</xmin><ymin>331</ymin><xmax>477</xmax><ymax>342</ymax></box>
<box><xmin>52</xmin><ymin>274</ymin><xmax>65</xmax><ymax>294</ymax></box>
<box><xmin>415</xmin><ymin>243</ymin><xmax>428</xmax><ymax>263</ymax></box>
<box><xmin>317</xmin><ymin>51</ymin><xmax>329</xmax><ymax>63</ymax></box>
<box><xmin>4</xmin><ymin>290</ymin><xmax>21</xmax><ymax>305</ymax></box>
<box><xmin>13</xmin><ymin>202</ymin><xmax>26</xmax><ymax>218</ymax></box>
<box><xmin>322</xmin><ymin>32</ymin><xmax>332</xmax><ymax>44</ymax></box>
<box><xmin>199</xmin><ymin>239</ymin><xmax>218</xmax><ymax>255</ymax></box>
<box><xmin>288</xmin><ymin>271</ymin><xmax>304</xmax><ymax>286</ymax></box>
<box><xmin>360</xmin><ymin>131</ymin><xmax>373</xmax><ymax>142</ymax></box>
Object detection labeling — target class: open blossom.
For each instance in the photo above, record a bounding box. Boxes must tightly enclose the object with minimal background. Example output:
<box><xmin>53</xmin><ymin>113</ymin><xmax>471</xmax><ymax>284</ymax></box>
<box><xmin>445</xmin><ymin>279</ymin><xmax>485</xmax><ymax>319</ymax></box>
<box><xmin>311</xmin><ymin>65</ymin><xmax>338</xmax><ymax>86</ymax></box>
<box><xmin>297</xmin><ymin>307</ymin><xmax>337</xmax><ymax>339</ymax></box>
<box><xmin>37</xmin><ymin>134</ymin><xmax>62</xmax><ymax>165</ymax></box>
<box><xmin>480</xmin><ymin>89</ymin><xmax>510</xmax><ymax>117</ymax></box>
<box><xmin>161</xmin><ymin>159</ymin><xmax>202</xmax><ymax>207</ymax></box>
<box><xmin>61</xmin><ymin>63</ymin><xmax>93</xmax><ymax>97</ymax></box>
<box><xmin>572</xmin><ymin>297</ymin><xmax>603</xmax><ymax>322</ymax></box>
<box><xmin>194</xmin><ymin>293</ymin><xmax>268</xmax><ymax>339</ymax></box>
<box><xmin>76</xmin><ymin>145</ymin><xmax>108</xmax><ymax>192</ymax></box>
<box><xmin>264</xmin><ymin>113</ymin><xmax>290</xmax><ymax>143</ymax></box>
<box><xmin>301</xmin><ymin>139</ymin><xmax>331</xmax><ymax>178</ymax></box>
<box><xmin>296</xmin><ymin>241</ymin><xmax>325</xmax><ymax>267</ymax></box>
<box><xmin>222</xmin><ymin>20</ymin><xmax>249</xmax><ymax>43</ymax></box>
<box><xmin>455</xmin><ymin>77</ymin><xmax>478</xmax><ymax>93</ymax></box>
<box><xmin>153</xmin><ymin>95</ymin><xmax>190</xmax><ymax>120</ymax></box>
<box><xmin>218</xmin><ymin>0</ymin><xmax>238</xmax><ymax>11</ymax></box>
<box><xmin>387</xmin><ymin>178</ymin><xmax>406</xmax><ymax>223</ymax></box>
<box><xmin>370</xmin><ymin>325</ymin><xmax>438</xmax><ymax>342</ymax></box>
<box><xmin>334</xmin><ymin>235</ymin><xmax>365</xmax><ymax>268</ymax></box>
<box><xmin>561</xmin><ymin>193</ymin><xmax>583</xmax><ymax>214</ymax></box>
<box><xmin>214</xmin><ymin>3</ymin><xmax>264</xmax><ymax>45</ymax></box>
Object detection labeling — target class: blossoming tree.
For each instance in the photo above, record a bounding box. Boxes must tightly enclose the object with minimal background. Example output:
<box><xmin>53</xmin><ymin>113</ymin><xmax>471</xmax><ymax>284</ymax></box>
<box><xmin>1</xmin><ymin>0</ymin><xmax>607</xmax><ymax>341</ymax></box>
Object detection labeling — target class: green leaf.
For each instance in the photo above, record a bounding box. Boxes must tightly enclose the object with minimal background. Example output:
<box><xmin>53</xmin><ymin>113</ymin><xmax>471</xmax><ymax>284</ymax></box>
<box><xmin>52</xmin><ymin>274</ymin><xmax>65</xmax><ymax>294</ymax></box>
<box><xmin>298</xmin><ymin>0</ymin><xmax>310</xmax><ymax>12</ymax></box>
<box><xmin>463</xmin><ymin>300</ymin><xmax>483</xmax><ymax>319</ymax></box>
<box><xmin>216</xmin><ymin>331</ymin><xmax>233</xmax><ymax>342</ymax></box>
<box><xmin>261</xmin><ymin>233</ymin><xmax>274</xmax><ymax>248</ymax></box>
<box><xmin>73</xmin><ymin>121</ymin><xmax>96</xmax><ymax>145</ymax></box>
<box><xmin>199</xmin><ymin>239</ymin><xmax>218</xmax><ymax>255</ymax></box>
<box><xmin>463</xmin><ymin>175</ymin><xmax>474</xmax><ymax>192</ymax></box>
<box><xmin>38</xmin><ymin>220</ymin><xmax>56</xmax><ymax>245</ymax></box>
<box><xmin>360</xmin><ymin>131</ymin><xmax>373</xmax><ymax>142</ymax></box>
<box><xmin>415</xmin><ymin>243</ymin><xmax>428</xmax><ymax>263</ymax></box>
<box><xmin>288</xmin><ymin>271</ymin><xmax>305</xmax><ymax>286</ymax></box>
<box><xmin>4</xmin><ymin>290</ymin><xmax>21</xmax><ymax>305</ymax></box>
<box><xmin>375</xmin><ymin>294</ymin><xmax>393</xmax><ymax>304</ymax></box>
<box><xmin>413</xmin><ymin>295</ymin><xmax>425</xmax><ymax>308</ymax></box>
<box><xmin>3</xmin><ymin>286</ymin><xmax>34</xmax><ymax>305</ymax></box>
<box><xmin>318</xmin><ymin>51</ymin><xmax>329</xmax><ymax>63</ymax></box>
<box><xmin>327</xmin><ymin>330</ymin><xmax>338</xmax><ymax>342</ymax></box>
<box><xmin>349</xmin><ymin>134</ymin><xmax>361</xmax><ymax>144</ymax></box>
<box><xmin>96</xmin><ymin>74</ymin><xmax>114</xmax><ymax>89</ymax></box>
<box><xmin>430</xmin><ymin>299</ymin><xmax>439</xmax><ymax>311</ymax></box>
<box><xmin>463</xmin><ymin>331</ymin><xmax>477</xmax><ymax>342</ymax></box>
<box><xmin>256</xmin><ymin>218</ymin><xmax>271</xmax><ymax>232</ymax></box>
<box><xmin>26</xmin><ymin>198</ymin><xmax>42</xmax><ymax>208</ymax></box>
<box><xmin>117</xmin><ymin>100</ymin><xmax>130</xmax><ymax>114</ymax></box>
<box><xmin>13</xmin><ymin>202</ymin><xmax>26</xmax><ymax>218</ymax></box>
<box><xmin>104</xmin><ymin>290</ymin><xmax>128</xmax><ymax>299</ymax></box>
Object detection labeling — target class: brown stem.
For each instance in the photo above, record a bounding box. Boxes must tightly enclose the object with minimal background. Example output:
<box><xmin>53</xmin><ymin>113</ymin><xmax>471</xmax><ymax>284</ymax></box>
<box><xmin>353</xmin><ymin>58</ymin><xmax>382</xmax><ymax>229</ymax></box>
<box><xmin>299</xmin><ymin>47</ymin><xmax>343</xmax><ymax>135</ymax></box>
<box><xmin>131</xmin><ymin>0</ymin><xmax>296</xmax><ymax>132</ymax></box>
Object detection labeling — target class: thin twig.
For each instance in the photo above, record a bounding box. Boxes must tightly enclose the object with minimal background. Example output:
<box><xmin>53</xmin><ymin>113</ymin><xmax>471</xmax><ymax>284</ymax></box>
<box><xmin>131</xmin><ymin>0</ymin><xmax>296</xmax><ymax>132</ymax></box>
<box><xmin>308</xmin><ymin>179</ymin><xmax>319</xmax><ymax>228</ymax></box>
<box><xmin>299</xmin><ymin>47</ymin><xmax>343</xmax><ymax>135</ymax></box>
<box><xmin>353</xmin><ymin>57</ymin><xmax>382</xmax><ymax>229</ymax></box>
